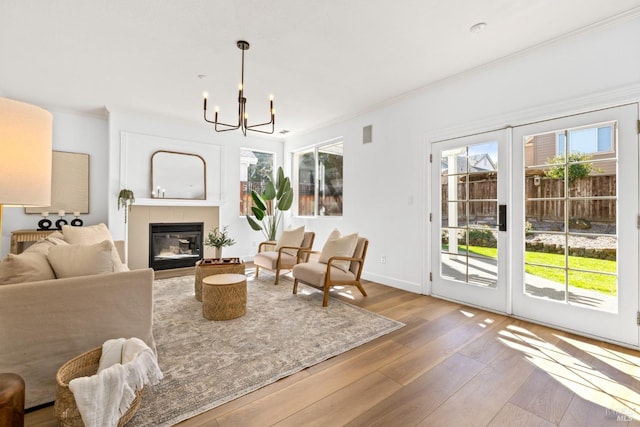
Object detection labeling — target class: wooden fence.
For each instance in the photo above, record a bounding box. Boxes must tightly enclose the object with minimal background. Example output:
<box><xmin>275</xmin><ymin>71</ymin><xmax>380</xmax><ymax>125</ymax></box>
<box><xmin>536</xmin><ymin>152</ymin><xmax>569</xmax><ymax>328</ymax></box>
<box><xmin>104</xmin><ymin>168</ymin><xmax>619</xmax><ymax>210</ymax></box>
<box><xmin>441</xmin><ymin>175</ymin><xmax>616</xmax><ymax>223</ymax></box>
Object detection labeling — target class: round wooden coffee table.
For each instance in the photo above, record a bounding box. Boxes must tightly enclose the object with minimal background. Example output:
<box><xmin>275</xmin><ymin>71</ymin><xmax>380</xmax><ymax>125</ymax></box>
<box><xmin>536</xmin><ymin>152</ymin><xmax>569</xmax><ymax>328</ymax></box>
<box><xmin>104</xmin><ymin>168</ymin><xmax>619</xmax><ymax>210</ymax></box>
<box><xmin>202</xmin><ymin>273</ymin><xmax>247</xmax><ymax>321</ymax></box>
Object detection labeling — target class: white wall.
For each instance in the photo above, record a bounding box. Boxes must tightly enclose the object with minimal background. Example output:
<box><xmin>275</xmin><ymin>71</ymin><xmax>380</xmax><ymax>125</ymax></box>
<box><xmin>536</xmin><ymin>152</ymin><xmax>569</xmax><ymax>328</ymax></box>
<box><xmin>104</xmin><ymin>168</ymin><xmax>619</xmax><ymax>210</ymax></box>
<box><xmin>1</xmin><ymin>109</ymin><xmax>109</xmax><ymax>256</ymax></box>
<box><xmin>284</xmin><ymin>13</ymin><xmax>640</xmax><ymax>294</ymax></box>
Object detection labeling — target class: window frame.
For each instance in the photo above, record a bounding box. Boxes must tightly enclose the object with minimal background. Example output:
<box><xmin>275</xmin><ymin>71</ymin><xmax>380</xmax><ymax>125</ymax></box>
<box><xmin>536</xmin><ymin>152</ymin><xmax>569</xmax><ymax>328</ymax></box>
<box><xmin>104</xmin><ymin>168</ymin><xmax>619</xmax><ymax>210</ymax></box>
<box><xmin>239</xmin><ymin>148</ymin><xmax>276</xmax><ymax>217</ymax></box>
<box><xmin>555</xmin><ymin>123</ymin><xmax>615</xmax><ymax>156</ymax></box>
<box><xmin>293</xmin><ymin>138</ymin><xmax>344</xmax><ymax>218</ymax></box>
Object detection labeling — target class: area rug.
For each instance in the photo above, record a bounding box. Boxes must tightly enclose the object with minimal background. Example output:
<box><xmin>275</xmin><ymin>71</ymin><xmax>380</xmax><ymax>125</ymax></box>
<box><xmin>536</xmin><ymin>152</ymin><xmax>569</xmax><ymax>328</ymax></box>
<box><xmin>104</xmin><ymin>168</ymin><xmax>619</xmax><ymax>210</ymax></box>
<box><xmin>128</xmin><ymin>274</ymin><xmax>405</xmax><ymax>426</ymax></box>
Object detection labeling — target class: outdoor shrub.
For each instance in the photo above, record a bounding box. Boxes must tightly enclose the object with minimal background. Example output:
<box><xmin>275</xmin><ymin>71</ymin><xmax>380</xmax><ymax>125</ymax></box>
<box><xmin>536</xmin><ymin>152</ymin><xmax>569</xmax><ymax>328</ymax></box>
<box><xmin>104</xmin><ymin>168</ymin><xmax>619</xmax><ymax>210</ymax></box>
<box><xmin>461</xmin><ymin>228</ymin><xmax>497</xmax><ymax>248</ymax></box>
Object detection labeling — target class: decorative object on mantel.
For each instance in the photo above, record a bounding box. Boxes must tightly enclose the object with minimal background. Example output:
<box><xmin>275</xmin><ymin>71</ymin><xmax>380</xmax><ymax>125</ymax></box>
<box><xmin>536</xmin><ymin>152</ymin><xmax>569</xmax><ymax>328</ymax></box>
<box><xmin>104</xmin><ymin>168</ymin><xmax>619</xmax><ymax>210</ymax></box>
<box><xmin>202</xmin><ymin>40</ymin><xmax>275</xmax><ymax>136</ymax></box>
<box><xmin>55</xmin><ymin>210</ymin><xmax>68</xmax><ymax>229</ymax></box>
<box><xmin>0</xmin><ymin>97</ymin><xmax>53</xmax><ymax>243</ymax></box>
<box><xmin>38</xmin><ymin>212</ymin><xmax>53</xmax><ymax>230</ymax></box>
<box><xmin>204</xmin><ymin>225</ymin><xmax>236</xmax><ymax>259</ymax></box>
<box><xmin>246</xmin><ymin>166</ymin><xmax>294</xmax><ymax>240</ymax></box>
<box><xmin>70</xmin><ymin>211</ymin><xmax>83</xmax><ymax>227</ymax></box>
<box><xmin>118</xmin><ymin>189</ymin><xmax>135</xmax><ymax>224</ymax></box>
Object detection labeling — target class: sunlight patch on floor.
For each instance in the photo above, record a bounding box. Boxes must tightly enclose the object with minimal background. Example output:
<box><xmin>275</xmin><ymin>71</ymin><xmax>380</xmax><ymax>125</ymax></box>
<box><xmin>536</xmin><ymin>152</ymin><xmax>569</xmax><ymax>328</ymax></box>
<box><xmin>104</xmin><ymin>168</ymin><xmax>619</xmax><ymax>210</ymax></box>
<box><xmin>556</xmin><ymin>335</ymin><xmax>640</xmax><ymax>381</ymax></box>
<box><xmin>498</xmin><ymin>325</ymin><xmax>640</xmax><ymax>420</ymax></box>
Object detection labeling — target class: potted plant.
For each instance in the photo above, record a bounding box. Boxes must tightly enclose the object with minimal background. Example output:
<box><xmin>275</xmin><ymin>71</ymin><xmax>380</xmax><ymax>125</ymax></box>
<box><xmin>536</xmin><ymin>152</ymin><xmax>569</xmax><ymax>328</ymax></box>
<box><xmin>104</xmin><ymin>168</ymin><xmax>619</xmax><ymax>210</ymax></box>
<box><xmin>204</xmin><ymin>225</ymin><xmax>236</xmax><ymax>259</ymax></box>
<box><xmin>246</xmin><ymin>166</ymin><xmax>294</xmax><ymax>241</ymax></box>
<box><xmin>118</xmin><ymin>189</ymin><xmax>135</xmax><ymax>224</ymax></box>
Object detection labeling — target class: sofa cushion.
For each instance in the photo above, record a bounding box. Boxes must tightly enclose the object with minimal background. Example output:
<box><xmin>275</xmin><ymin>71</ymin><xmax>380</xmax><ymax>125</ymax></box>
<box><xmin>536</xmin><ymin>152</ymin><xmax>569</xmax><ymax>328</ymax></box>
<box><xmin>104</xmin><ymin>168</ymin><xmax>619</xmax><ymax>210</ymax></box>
<box><xmin>23</xmin><ymin>232</ymin><xmax>68</xmax><ymax>255</ymax></box>
<box><xmin>62</xmin><ymin>223</ymin><xmax>113</xmax><ymax>245</ymax></box>
<box><xmin>254</xmin><ymin>251</ymin><xmax>297</xmax><ymax>269</ymax></box>
<box><xmin>0</xmin><ymin>252</ymin><xmax>56</xmax><ymax>285</ymax></box>
<box><xmin>47</xmin><ymin>240</ymin><xmax>129</xmax><ymax>279</ymax></box>
<box><xmin>318</xmin><ymin>229</ymin><xmax>358</xmax><ymax>272</ymax></box>
<box><xmin>292</xmin><ymin>261</ymin><xmax>356</xmax><ymax>285</ymax></box>
<box><xmin>275</xmin><ymin>226</ymin><xmax>305</xmax><ymax>257</ymax></box>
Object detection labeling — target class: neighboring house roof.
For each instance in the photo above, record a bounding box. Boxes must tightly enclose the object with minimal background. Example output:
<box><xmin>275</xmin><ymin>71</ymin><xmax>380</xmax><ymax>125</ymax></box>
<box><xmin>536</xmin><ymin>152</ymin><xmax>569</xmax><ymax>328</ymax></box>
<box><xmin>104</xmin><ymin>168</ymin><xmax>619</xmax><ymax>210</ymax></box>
<box><xmin>240</xmin><ymin>149</ymin><xmax>259</xmax><ymax>165</ymax></box>
<box><xmin>441</xmin><ymin>153</ymin><xmax>497</xmax><ymax>173</ymax></box>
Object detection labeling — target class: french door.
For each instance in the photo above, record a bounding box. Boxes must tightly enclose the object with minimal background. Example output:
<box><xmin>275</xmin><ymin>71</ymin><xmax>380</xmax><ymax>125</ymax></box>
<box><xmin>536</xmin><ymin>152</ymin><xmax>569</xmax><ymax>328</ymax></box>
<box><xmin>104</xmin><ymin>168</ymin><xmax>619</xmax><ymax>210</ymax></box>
<box><xmin>430</xmin><ymin>104</ymin><xmax>639</xmax><ymax>347</ymax></box>
<box><xmin>511</xmin><ymin>104</ymin><xmax>639</xmax><ymax>347</ymax></box>
<box><xmin>430</xmin><ymin>129</ymin><xmax>510</xmax><ymax>313</ymax></box>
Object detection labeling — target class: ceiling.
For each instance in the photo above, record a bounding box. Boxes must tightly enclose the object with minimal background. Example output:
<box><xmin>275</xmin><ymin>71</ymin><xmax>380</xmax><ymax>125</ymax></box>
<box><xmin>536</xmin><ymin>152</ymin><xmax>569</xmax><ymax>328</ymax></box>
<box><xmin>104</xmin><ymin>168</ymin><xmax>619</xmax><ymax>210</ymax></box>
<box><xmin>2</xmin><ymin>1</ymin><xmax>640</xmax><ymax>138</ymax></box>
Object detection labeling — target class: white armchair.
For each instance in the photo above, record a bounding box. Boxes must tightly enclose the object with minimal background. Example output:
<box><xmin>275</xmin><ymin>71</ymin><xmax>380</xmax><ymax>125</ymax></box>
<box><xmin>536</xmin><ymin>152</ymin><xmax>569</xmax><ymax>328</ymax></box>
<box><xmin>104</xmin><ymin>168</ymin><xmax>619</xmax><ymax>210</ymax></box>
<box><xmin>254</xmin><ymin>231</ymin><xmax>315</xmax><ymax>285</ymax></box>
<box><xmin>292</xmin><ymin>235</ymin><xmax>368</xmax><ymax>307</ymax></box>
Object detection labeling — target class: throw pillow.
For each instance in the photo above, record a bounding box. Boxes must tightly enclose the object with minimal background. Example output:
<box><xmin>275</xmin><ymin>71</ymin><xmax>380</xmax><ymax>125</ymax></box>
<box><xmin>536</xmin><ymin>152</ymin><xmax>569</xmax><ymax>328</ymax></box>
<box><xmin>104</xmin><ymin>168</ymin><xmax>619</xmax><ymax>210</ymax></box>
<box><xmin>47</xmin><ymin>240</ymin><xmax>128</xmax><ymax>279</ymax></box>
<box><xmin>23</xmin><ymin>232</ymin><xmax>69</xmax><ymax>255</ymax></box>
<box><xmin>0</xmin><ymin>252</ymin><xmax>56</xmax><ymax>285</ymax></box>
<box><xmin>319</xmin><ymin>229</ymin><xmax>359</xmax><ymax>272</ymax></box>
<box><xmin>62</xmin><ymin>223</ymin><xmax>113</xmax><ymax>245</ymax></box>
<box><xmin>274</xmin><ymin>225</ymin><xmax>305</xmax><ymax>257</ymax></box>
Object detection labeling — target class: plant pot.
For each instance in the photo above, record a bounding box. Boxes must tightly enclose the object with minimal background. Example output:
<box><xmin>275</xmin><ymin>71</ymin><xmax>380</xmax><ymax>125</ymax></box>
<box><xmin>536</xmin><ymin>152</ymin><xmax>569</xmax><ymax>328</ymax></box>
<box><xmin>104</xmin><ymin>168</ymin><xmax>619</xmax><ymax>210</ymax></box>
<box><xmin>212</xmin><ymin>247</ymin><xmax>222</xmax><ymax>259</ymax></box>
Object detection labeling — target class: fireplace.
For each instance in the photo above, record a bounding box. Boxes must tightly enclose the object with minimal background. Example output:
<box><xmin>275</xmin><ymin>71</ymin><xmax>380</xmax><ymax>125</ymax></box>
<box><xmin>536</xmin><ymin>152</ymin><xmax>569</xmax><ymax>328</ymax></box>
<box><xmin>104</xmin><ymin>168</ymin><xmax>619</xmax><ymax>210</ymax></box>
<box><xmin>149</xmin><ymin>222</ymin><xmax>203</xmax><ymax>270</ymax></box>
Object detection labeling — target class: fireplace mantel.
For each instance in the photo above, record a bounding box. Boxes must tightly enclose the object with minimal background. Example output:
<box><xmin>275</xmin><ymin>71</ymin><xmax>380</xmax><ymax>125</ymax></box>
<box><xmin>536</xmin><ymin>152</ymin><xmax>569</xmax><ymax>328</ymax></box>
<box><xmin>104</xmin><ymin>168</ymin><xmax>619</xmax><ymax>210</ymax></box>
<box><xmin>134</xmin><ymin>198</ymin><xmax>221</xmax><ymax>207</ymax></box>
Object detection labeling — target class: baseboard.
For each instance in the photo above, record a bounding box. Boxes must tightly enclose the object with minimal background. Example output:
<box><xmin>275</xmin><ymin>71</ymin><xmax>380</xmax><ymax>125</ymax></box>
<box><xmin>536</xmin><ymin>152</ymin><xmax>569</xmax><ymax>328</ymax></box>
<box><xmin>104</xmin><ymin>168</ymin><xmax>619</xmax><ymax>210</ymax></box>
<box><xmin>362</xmin><ymin>272</ymin><xmax>422</xmax><ymax>294</ymax></box>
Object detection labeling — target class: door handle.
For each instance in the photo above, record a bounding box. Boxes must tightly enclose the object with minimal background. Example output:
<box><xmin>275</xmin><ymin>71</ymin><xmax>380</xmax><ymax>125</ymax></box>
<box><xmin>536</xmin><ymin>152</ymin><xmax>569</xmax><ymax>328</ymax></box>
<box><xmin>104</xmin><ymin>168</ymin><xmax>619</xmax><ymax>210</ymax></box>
<box><xmin>499</xmin><ymin>205</ymin><xmax>507</xmax><ymax>231</ymax></box>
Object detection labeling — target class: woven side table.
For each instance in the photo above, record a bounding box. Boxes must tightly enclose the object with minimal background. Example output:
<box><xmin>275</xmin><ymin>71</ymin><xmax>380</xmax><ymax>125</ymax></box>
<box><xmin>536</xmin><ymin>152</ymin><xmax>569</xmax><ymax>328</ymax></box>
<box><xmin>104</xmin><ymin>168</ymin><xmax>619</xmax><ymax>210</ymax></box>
<box><xmin>0</xmin><ymin>373</ymin><xmax>25</xmax><ymax>427</ymax></box>
<box><xmin>202</xmin><ymin>273</ymin><xmax>247</xmax><ymax>321</ymax></box>
<box><xmin>194</xmin><ymin>259</ymin><xmax>245</xmax><ymax>302</ymax></box>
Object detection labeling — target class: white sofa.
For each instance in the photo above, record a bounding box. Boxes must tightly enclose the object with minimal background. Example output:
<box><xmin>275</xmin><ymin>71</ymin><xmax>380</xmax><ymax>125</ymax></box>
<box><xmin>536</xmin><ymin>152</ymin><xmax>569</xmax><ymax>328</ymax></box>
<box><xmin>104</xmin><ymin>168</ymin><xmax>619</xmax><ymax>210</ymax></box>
<box><xmin>0</xmin><ymin>224</ymin><xmax>156</xmax><ymax>408</ymax></box>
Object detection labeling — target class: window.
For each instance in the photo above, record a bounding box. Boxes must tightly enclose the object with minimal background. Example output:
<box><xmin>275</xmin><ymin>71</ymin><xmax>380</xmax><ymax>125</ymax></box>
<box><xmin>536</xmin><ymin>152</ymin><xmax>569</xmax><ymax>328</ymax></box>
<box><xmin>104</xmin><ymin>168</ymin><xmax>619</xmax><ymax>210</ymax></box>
<box><xmin>240</xmin><ymin>149</ymin><xmax>274</xmax><ymax>216</ymax></box>
<box><xmin>556</xmin><ymin>124</ymin><xmax>613</xmax><ymax>155</ymax></box>
<box><xmin>293</xmin><ymin>140</ymin><xmax>343</xmax><ymax>216</ymax></box>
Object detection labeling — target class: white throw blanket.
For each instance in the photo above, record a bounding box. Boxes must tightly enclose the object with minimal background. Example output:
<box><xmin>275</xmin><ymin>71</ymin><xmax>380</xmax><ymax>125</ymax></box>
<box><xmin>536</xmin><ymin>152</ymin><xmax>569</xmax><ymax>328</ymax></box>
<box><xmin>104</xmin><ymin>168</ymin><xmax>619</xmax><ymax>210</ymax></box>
<box><xmin>69</xmin><ymin>338</ymin><xmax>163</xmax><ymax>427</ymax></box>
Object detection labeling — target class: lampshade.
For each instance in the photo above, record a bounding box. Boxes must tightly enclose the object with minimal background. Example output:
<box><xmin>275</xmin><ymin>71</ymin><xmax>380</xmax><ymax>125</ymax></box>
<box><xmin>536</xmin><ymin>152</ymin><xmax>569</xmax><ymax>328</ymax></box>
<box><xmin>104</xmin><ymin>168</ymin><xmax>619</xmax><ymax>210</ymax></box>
<box><xmin>0</xmin><ymin>98</ymin><xmax>53</xmax><ymax>206</ymax></box>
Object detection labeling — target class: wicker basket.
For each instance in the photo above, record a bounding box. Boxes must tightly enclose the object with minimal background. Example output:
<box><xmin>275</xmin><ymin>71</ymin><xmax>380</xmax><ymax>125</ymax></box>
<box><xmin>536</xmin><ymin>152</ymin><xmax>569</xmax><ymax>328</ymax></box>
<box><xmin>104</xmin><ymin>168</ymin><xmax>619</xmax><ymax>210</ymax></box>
<box><xmin>54</xmin><ymin>347</ymin><xmax>143</xmax><ymax>427</ymax></box>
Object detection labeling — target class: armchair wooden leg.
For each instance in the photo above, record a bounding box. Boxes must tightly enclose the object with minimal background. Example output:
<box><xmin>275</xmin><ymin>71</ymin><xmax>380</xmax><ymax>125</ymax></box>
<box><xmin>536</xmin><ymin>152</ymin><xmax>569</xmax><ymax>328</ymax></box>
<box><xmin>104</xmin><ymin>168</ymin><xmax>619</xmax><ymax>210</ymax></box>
<box><xmin>274</xmin><ymin>269</ymin><xmax>280</xmax><ymax>285</ymax></box>
<box><xmin>293</xmin><ymin>279</ymin><xmax>299</xmax><ymax>294</ymax></box>
<box><xmin>255</xmin><ymin>266</ymin><xmax>260</xmax><ymax>278</ymax></box>
<box><xmin>322</xmin><ymin>287</ymin><xmax>330</xmax><ymax>307</ymax></box>
<box><xmin>356</xmin><ymin>283</ymin><xmax>367</xmax><ymax>297</ymax></box>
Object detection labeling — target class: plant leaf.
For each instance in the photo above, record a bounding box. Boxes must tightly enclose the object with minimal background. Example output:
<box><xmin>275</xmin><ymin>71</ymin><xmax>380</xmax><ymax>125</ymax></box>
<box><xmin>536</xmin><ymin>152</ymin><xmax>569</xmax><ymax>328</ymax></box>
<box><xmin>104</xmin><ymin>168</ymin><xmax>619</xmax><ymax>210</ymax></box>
<box><xmin>246</xmin><ymin>216</ymin><xmax>263</xmax><ymax>231</ymax></box>
<box><xmin>277</xmin><ymin>188</ymin><xmax>293</xmax><ymax>211</ymax></box>
<box><xmin>251</xmin><ymin>206</ymin><xmax>265</xmax><ymax>220</ymax></box>
<box><xmin>277</xmin><ymin>167</ymin><xmax>285</xmax><ymax>189</ymax></box>
<box><xmin>263</xmin><ymin>181</ymin><xmax>276</xmax><ymax>200</ymax></box>
<box><xmin>251</xmin><ymin>190</ymin><xmax>267</xmax><ymax>211</ymax></box>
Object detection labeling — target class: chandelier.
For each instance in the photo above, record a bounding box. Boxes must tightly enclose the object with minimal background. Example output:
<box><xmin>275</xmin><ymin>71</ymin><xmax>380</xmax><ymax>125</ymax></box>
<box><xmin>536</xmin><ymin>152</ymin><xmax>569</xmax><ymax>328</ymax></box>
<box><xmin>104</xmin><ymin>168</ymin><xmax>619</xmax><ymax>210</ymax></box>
<box><xmin>203</xmin><ymin>40</ymin><xmax>275</xmax><ymax>136</ymax></box>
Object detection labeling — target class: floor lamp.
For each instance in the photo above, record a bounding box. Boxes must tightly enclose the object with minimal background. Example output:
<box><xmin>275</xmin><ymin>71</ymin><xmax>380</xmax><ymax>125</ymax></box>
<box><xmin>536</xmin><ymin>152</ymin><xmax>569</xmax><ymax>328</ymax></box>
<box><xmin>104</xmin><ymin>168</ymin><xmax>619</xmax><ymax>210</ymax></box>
<box><xmin>0</xmin><ymin>98</ymin><xmax>53</xmax><ymax>251</ymax></box>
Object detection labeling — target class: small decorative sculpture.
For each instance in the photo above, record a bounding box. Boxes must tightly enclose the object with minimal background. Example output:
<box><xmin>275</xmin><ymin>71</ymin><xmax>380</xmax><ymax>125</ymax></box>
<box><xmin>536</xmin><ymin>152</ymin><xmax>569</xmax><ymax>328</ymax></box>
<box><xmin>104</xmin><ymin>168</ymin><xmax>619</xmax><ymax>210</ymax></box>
<box><xmin>55</xmin><ymin>210</ymin><xmax>68</xmax><ymax>229</ymax></box>
<box><xmin>38</xmin><ymin>211</ymin><xmax>52</xmax><ymax>230</ymax></box>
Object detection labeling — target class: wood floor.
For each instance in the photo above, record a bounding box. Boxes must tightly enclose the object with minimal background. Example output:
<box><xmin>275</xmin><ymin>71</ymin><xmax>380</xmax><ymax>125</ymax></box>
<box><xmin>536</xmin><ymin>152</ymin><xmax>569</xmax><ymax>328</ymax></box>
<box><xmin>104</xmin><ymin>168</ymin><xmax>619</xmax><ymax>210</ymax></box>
<box><xmin>26</xmin><ymin>273</ymin><xmax>640</xmax><ymax>426</ymax></box>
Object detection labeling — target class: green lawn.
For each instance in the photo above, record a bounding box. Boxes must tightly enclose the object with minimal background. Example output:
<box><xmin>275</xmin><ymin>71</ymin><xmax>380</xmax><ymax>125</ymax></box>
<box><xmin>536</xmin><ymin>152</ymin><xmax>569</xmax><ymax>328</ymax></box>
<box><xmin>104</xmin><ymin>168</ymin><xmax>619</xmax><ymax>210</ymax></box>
<box><xmin>445</xmin><ymin>245</ymin><xmax>617</xmax><ymax>295</ymax></box>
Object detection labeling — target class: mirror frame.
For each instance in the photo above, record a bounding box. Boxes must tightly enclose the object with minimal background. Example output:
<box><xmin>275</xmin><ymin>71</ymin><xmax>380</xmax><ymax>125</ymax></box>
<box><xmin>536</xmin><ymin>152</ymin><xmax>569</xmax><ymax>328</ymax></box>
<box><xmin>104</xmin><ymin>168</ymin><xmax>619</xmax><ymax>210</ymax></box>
<box><xmin>150</xmin><ymin>150</ymin><xmax>207</xmax><ymax>200</ymax></box>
